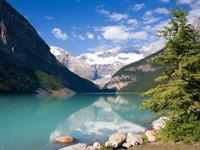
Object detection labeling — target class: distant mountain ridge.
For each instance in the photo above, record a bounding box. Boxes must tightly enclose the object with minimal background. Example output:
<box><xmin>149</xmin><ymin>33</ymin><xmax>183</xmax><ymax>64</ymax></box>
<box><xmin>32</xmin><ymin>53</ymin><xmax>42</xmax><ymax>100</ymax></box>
<box><xmin>50</xmin><ymin>46</ymin><xmax>144</xmax><ymax>87</ymax></box>
<box><xmin>0</xmin><ymin>0</ymin><xmax>99</xmax><ymax>93</ymax></box>
<box><xmin>50</xmin><ymin>46</ymin><xmax>96</xmax><ymax>80</ymax></box>
<box><xmin>105</xmin><ymin>50</ymin><xmax>165</xmax><ymax>93</ymax></box>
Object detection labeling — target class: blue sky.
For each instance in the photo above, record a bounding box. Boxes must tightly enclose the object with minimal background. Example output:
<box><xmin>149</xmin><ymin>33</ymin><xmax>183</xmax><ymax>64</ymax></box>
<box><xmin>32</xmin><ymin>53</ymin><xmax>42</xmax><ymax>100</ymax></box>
<box><xmin>6</xmin><ymin>0</ymin><xmax>199</xmax><ymax>55</ymax></box>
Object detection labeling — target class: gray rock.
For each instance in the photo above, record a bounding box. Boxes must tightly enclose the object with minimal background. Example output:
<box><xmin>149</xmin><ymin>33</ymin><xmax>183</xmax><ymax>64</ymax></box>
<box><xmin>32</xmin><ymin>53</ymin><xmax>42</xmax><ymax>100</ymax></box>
<box><xmin>122</xmin><ymin>143</ymin><xmax>132</xmax><ymax>148</ymax></box>
<box><xmin>93</xmin><ymin>142</ymin><xmax>101</xmax><ymax>148</ymax></box>
<box><xmin>111</xmin><ymin>141</ymin><xmax>119</xmax><ymax>148</ymax></box>
<box><xmin>145</xmin><ymin>130</ymin><xmax>157</xmax><ymax>142</ymax></box>
<box><xmin>126</xmin><ymin>133</ymin><xmax>143</xmax><ymax>146</ymax></box>
<box><xmin>109</xmin><ymin>132</ymin><xmax>126</xmax><ymax>146</ymax></box>
<box><xmin>59</xmin><ymin>143</ymin><xmax>87</xmax><ymax>150</ymax></box>
<box><xmin>87</xmin><ymin>146</ymin><xmax>97</xmax><ymax>150</ymax></box>
<box><xmin>152</xmin><ymin>116</ymin><xmax>169</xmax><ymax>131</ymax></box>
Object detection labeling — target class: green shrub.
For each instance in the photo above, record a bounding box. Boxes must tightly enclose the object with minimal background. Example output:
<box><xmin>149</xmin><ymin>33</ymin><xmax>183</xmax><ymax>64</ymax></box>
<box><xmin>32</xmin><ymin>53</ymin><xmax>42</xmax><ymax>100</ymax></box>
<box><xmin>98</xmin><ymin>144</ymin><xmax>113</xmax><ymax>150</ymax></box>
<box><xmin>141</xmin><ymin>134</ymin><xmax>148</xmax><ymax>144</ymax></box>
<box><xmin>35</xmin><ymin>70</ymin><xmax>64</xmax><ymax>90</ymax></box>
<box><xmin>159</xmin><ymin>117</ymin><xmax>200</xmax><ymax>144</ymax></box>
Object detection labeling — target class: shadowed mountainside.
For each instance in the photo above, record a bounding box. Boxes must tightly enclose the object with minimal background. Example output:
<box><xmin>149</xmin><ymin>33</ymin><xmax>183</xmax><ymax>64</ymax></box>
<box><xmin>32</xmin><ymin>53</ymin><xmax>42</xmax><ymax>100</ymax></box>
<box><xmin>0</xmin><ymin>0</ymin><xmax>100</xmax><ymax>93</ymax></box>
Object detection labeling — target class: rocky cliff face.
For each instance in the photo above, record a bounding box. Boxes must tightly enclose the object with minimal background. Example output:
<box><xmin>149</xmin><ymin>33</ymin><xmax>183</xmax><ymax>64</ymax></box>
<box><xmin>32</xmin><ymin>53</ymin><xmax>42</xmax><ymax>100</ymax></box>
<box><xmin>0</xmin><ymin>20</ymin><xmax>6</xmax><ymax>45</ymax></box>
<box><xmin>77</xmin><ymin>47</ymin><xmax>143</xmax><ymax>81</ymax></box>
<box><xmin>50</xmin><ymin>46</ymin><xmax>96</xmax><ymax>80</ymax></box>
<box><xmin>50</xmin><ymin>46</ymin><xmax>144</xmax><ymax>88</ymax></box>
<box><xmin>105</xmin><ymin>51</ymin><xmax>164</xmax><ymax>92</ymax></box>
<box><xmin>0</xmin><ymin>0</ymin><xmax>99</xmax><ymax>93</ymax></box>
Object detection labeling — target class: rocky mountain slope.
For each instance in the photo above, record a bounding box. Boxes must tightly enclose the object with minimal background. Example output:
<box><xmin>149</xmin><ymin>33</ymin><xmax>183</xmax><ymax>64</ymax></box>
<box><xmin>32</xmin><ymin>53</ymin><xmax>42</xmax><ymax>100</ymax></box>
<box><xmin>50</xmin><ymin>46</ymin><xmax>95</xmax><ymax>80</ymax></box>
<box><xmin>50</xmin><ymin>46</ymin><xmax>144</xmax><ymax>87</ymax></box>
<box><xmin>105</xmin><ymin>50</ymin><xmax>164</xmax><ymax>93</ymax></box>
<box><xmin>0</xmin><ymin>0</ymin><xmax>99</xmax><ymax>93</ymax></box>
<box><xmin>77</xmin><ymin>47</ymin><xmax>144</xmax><ymax>80</ymax></box>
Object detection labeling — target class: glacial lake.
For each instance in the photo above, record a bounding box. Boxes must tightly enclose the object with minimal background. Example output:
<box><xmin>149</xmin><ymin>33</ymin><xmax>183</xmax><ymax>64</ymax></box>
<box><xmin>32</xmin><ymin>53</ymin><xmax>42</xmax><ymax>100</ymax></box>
<box><xmin>0</xmin><ymin>94</ymin><xmax>157</xmax><ymax>150</ymax></box>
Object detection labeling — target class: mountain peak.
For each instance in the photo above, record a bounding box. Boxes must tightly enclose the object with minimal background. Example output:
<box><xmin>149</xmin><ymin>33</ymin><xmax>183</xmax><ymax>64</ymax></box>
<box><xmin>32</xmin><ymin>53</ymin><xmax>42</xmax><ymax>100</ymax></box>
<box><xmin>50</xmin><ymin>46</ymin><xmax>69</xmax><ymax>56</ymax></box>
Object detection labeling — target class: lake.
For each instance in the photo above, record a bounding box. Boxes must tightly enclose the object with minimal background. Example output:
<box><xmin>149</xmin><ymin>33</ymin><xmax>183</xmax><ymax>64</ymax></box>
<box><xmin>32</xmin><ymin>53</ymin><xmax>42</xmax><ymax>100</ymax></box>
<box><xmin>0</xmin><ymin>94</ymin><xmax>157</xmax><ymax>150</ymax></box>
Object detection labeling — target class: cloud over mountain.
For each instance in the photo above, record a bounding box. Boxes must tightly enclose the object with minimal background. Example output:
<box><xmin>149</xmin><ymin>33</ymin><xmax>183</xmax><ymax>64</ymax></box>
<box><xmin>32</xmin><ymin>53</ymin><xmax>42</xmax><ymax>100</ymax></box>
<box><xmin>52</xmin><ymin>28</ymin><xmax>68</xmax><ymax>40</ymax></box>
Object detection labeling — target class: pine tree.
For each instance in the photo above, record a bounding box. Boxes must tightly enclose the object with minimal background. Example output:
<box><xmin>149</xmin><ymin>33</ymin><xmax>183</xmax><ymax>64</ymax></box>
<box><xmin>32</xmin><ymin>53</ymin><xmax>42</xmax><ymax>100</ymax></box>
<box><xmin>141</xmin><ymin>6</ymin><xmax>200</xmax><ymax>143</ymax></box>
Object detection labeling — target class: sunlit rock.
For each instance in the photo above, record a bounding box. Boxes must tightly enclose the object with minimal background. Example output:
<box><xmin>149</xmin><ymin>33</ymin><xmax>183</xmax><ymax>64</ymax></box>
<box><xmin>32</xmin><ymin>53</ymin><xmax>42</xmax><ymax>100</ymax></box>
<box><xmin>87</xmin><ymin>146</ymin><xmax>98</xmax><ymax>150</ymax></box>
<box><xmin>122</xmin><ymin>143</ymin><xmax>132</xmax><ymax>148</ymax></box>
<box><xmin>59</xmin><ymin>143</ymin><xmax>87</xmax><ymax>150</ymax></box>
<box><xmin>152</xmin><ymin>116</ymin><xmax>169</xmax><ymax>131</ymax></box>
<box><xmin>93</xmin><ymin>142</ymin><xmax>101</xmax><ymax>149</ymax></box>
<box><xmin>145</xmin><ymin>130</ymin><xmax>157</xmax><ymax>142</ymax></box>
<box><xmin>126</xmin><ymin>132</ymin><xmax>143</xmax><ymax>146</ymax></box>
<box><xmin>53</xmin><ymin>136</ymin><xmax>75</xmax><ymax>144</ymax></box>
<box><xmin>87</xmin><ymin>146</ymin><xmax>97</xmax><ymax>150</ymax></box>
<box><xmin>109</xmin><ymin>132</ymin><xmax>126</xmax><ymax>146</ymax></box>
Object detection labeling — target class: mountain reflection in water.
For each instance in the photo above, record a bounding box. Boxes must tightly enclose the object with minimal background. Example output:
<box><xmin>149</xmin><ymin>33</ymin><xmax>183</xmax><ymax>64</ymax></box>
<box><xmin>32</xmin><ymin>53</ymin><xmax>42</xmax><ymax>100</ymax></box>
<box><xmin>0</xmin><ymin>94</ymin><xmax>157</xmax><ymax>150</ymax></box>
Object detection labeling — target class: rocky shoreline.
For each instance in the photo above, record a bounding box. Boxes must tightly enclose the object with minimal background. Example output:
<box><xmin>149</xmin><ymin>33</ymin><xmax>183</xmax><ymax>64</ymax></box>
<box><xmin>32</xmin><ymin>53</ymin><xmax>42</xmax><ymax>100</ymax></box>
<box><xmin>53</xmin><ymin>116</ymin><xmax>169</xmax><ymax>150</ymax></box>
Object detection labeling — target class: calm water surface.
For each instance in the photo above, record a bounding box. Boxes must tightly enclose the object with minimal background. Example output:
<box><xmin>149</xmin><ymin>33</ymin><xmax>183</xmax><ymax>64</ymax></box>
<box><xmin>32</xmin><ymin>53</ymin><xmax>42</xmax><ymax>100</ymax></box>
<box><xmin>0</xmin><ymin>94</ymin><xmax>157</xmax><ymax>150</ymax></box>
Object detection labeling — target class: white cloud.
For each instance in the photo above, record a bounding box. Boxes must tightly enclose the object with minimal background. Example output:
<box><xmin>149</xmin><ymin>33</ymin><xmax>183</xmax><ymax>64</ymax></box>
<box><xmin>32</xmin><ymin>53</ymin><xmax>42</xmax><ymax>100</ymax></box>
<box><xmin>143</xmin><ymin>11</ymin><xmax>161</xmax><ymax>24</ymax></box>
<box><xmin>145</xmin><ymin>11</ymin><xmax>153</xmax><ymax>16</ymax></box>
<box><xmin>45</xmin><ymin>16</ymin><xmax>53</xmax><ymax>20</ymax></box>
<box><xmin>150</xmin><ymin>19</ymin><xmax>169</xmax><ymax>32</ymax></box>
<box><xmin>86</xmin><ymin>32</ymin><xmax>94</xmax><ymax>39</ymax></box>
<box><xmin>87</xmin><ymin>44</ymin><xmax>113</xmax><ymax>52</ymax></box>
<box><xmin>109</xmin><ymin>13</ymin><xmax>128</xmax><ymax>21</ymax></box>
<box><xmin>78</xmin><ymin>47</ymin><xmax>144</xmax><ymax>65</ymax></box>
<box><xmin>101</xmin><ymin>26</ymin><xmax>129</xmax><ymax>41</ymax></box>
<box><xmin>139</xmin><ymin>38</ymin><xmax>166</xmax><ymax>56</ymax></box>
<box><xmin>100</xmin><ymin>25</ymin><xmax>148</xmax><ymax>41</ymax></box>
<box><xmin>187</xmin><ymin>0</ymin><xmax>200</xmax><ymax>24</ymax></box>
<box><xmin>79</xmin><ymin>35</ymin><xmax>85</xmax><ymax>40</ymax></box>
<box><xmin>97</xmin><ymin>35</ymin><xmax>102</xmax><ymax>40</ymax></box>
<box><xmin>97</xmin><ymin>7</ymin><xmax>128</xmax><ymax>22</ymax></box>
<box><xmin>144</xmin><ymin>17</ymin><xmax>161</xmax><ymax>24</ymax></box>
<box><xmin>133</xmin><ymin>3</ymin><xmax>145</xmax><ymax>11</ymax></box>
<box><xmin>160</xmin><ymin>0</ymin><xmax>170</xmax><ymax>3</ymax></box>
<box><xmin>143</xmin><ymin>25</ymin><xmax>152</xmax><ymax>31</ymax></box>
<box><xmin>52</xmin><ymin>28</ymin><xmax>68</xmax><ymax>40</ymax></box>
<box><xmin>178</xmin><ymin>0</ymin><xmax>192</xmax><ymax>4</ymax></box>
<box><xmin>97</xmin><ymin>9</ymin><xmax>110</xmax><ymax>15</ymax></box>
<box><xmin>155</xmin><ymin>7</ymin><xmax>169</xmax><ymax>15</ymax></box>
<box><xmin>129</xmin><ymin>31</ymin><xmax>148</xmax><ymax>39</ymax></box>
<box><xmin>127</xmin><ymin>19</ymin><xmax>138</xmax><ymax>26</ymax></box>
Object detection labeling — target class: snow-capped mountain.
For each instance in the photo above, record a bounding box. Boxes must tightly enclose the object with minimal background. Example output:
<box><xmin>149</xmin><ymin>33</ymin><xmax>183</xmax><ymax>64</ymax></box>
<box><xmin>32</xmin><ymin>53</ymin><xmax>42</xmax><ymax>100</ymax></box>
<box><xmin>77</xmin><ymin>47</ymin><xmax>144</xmax><ymax>83</ymax></box>
<box><xmin>77</xmin><ymin>47</ymin><xmax>143</xmax><ymax>66</ymax></box>
<box><xmin>50</xmin><ymin>46</ymin><xmax>95</xmax><ymax>80</ymax></box>
<box><xmin>50</xmin><ymin>46</ymin><xmax>144</xmax><ymax>86</ymax></box>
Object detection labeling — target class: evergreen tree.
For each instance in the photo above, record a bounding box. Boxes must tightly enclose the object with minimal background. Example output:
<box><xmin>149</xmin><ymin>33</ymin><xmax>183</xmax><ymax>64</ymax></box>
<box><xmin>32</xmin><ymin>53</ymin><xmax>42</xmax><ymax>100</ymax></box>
<box><xmin>141</xmin><ymin>6</ymin><xmax>200</xmax><ymax>143</ymax></box>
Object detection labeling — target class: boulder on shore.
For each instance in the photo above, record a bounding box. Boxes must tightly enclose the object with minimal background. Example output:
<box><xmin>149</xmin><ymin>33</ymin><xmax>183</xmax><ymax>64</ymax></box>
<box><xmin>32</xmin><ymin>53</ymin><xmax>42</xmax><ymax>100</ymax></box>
<box><xmin>152</xmin><ymin>116</ymin><xmax>169</xmax><ymax>131</ymax></box>
<box><xmin>54</xmin><ymin>136</ymin><xmax>75</xmax><ymax>144</ymax></box>
<box><xmin>122</xmin><ymin>143</ymin><xmax>132</xmax><ymax>148</ymax></box>
<box><xmin>87</xmin><ymin>146</ymin><xmax>97</xmax><ymax>150</ymax></box>
<box><xmin>93</xmin><ymin>142</ymin><xmax>101</xmax><ymax>149</ymax></box>
<box><xmin>126</xmin><ymin>133</ymin><xmax>143</xmax><ymax>146</ymax></box>
<box><xmin>59</xmin><ymin>143</ymin><xmax>87</xmax><ymax>150</ymax></box>
<box><xmin>145</xmin><ymin>130</ymin><xmax>157</xmax><ymax>142</ymax></box>
<box><xmin>109</xmin><ymin>132</ymin><xmax>126</xmax><ymax>146</ymax></box>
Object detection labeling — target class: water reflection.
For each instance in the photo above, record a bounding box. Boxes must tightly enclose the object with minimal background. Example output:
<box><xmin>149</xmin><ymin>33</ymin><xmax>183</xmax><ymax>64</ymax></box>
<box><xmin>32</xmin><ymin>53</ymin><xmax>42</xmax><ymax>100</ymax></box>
<box><xmin>50</xmin><ymin>95</ymin><xmax>157</xmax><ymax>146</ymax></box>
<box><xmin>0</xmin><ymin>94</ymin><xmax>157</xmax><ymax>150</ymax></box>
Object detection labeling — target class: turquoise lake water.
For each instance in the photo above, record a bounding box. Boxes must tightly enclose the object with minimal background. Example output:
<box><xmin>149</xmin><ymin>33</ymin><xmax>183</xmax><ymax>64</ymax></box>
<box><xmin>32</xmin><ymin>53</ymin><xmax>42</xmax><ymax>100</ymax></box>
<box><xmin>0</xmin><ymin>94</ymin><xmax>157</xmax><ymax>150</ymax></box>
